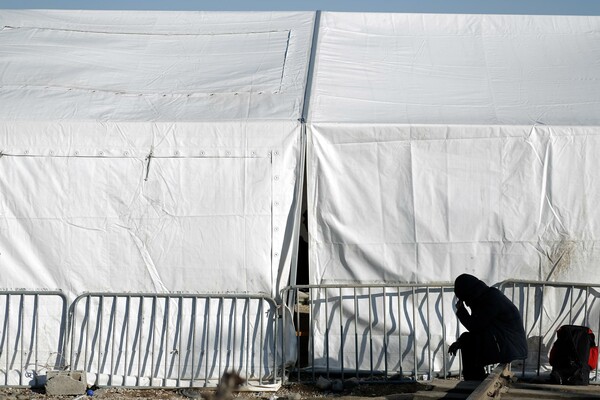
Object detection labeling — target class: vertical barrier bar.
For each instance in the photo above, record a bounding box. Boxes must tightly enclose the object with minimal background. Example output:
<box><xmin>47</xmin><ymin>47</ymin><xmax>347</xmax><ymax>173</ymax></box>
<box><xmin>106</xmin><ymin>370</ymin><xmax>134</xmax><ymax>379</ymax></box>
<box><xmin>310</xmin><ymin>288</ymin><xmax>315</xmax><ymax>382</ymax></box>
<box><xmin>368</xmin><ymin>287</ymin><xmax>373</xmax><ymax>379</ymax></box>
<box><xmin>339</xmin><ymin>287</ymin><xmax>344</xmax><ymax>379</ymax></box>
<box><xmin>585</xmin><ymin>287</ymin><xmax>590</xmax><ymax>328</ymax></box>
<box><xmin>325</xmin><ymin>289</ymin><xmax>329</xmax><ymax>378</ymax></box>
<box><xmin>259</xmin><ymin>299</ymin><xmax>264</xmax><ymax>385</ymax></box>
<box><xmin>441</xmin><ymin>286</ymin><xmax>447</xmax><ymax>379</ymax></box>
<box><xmin>383</xmin><ymin>286</ymin><xmax>388</xmax><ymax>380</ymax></box>
<box><xmin>205</xmin><ymin>297</ymin><xmax>211</xmax><ymax>386</ymax></box>
<box><xmin>295</xmin><ymin>289</ymin><xmax>300</xmax><ymax>382</ymax></box>
<box><xmin>18</xmin><ymin>294</ymin><xmax>24</xmax><ymax>386</ymax></box>
<box><xmin>569</xmin><ymin>286</ymin><xmax>574</xmax><ymax>324</ymax></box>
<box><xmin>537</xmin><ymin>285</ymin><xmax>544</xmax><ymax>376</ymax></box>
<box><xmin>191</xmin><ymin>297</ymin><xmax>197</xmax><ymax>386</ymax></box>
<box><xmin>219</xmin><ymin>298</ymin><xmax>224</xmax><ymax>381</ymax></box>
<box><xmin>125</xmin><ymin>296</ymin><xmax>131</xmax><ymax>385</ymax></box>
<box><xmin>412</xmin><ymin>287</ymin><xmax>417</xmax><ymax>379</ymax></box>
<box><xmin>85</xmin><ymin>296</ymin><xmax>91</xmax><ymax>374</ymax></box>
<box><xmin>597</xmin><ymin>311</ymin><xmax>600</xmax><ymax>381</ymax></box>
<box><xmin>98</xmin><ymin>295</ymin><xmax>104</xmax><ymax>386</ymax></box>
<box><xmin>151</xmin><ymin>296</ymin><xmax>157</xmax><ymax>386</ymax></box>
<box><xmin>273</xmin><ymin>297</ymin><xmax>278</xmax><ymax>385</ymax></box>
<box><xmin>354</xmin><ymin>287</ymin><xmax>359</xmax><ymax>378</ymax></box>
<box><xmin>233</xmin><ymin>298</ymin><xmax>238</xmax><ymax>376</ymax></box>
<box><xmin>246</xmin><ymin>298</ymin><xmax>250</xmax><ymax>381</ymax></box>
<box><xmin>139</xmin><ymin>297</ymin><xmax>145</xmax><ymax>386</ymax></box>
<box><xmin>164</xmin><ymin>297</ymin><xmax>169</xmax><ymax>386</ymax></box>
<box><xmin>426</xmin><ymin>287</ymin><xmax>432</xmax><ymax>380</ymax></box>
<box><xmin>34</xmin><ymin>294</ymin><xmax>39</xmax><ymax>382</ymax></box>
<box><xmin>110</xmin><ymin>296</ymin><xmax>116</xmax><ymax>386</ymax></box>
<box><xmin>398</xmin><ymin>286</ymin><xmax>402</xmax><ymax>377</ymax></box>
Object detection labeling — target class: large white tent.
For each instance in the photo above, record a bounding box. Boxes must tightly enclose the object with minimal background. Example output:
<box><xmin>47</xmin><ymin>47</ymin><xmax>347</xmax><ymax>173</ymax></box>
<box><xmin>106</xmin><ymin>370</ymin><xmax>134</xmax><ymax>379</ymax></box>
<box><xmin>1</xmin><ymin>9</ymin><xmax>600</xmax><ymax>385</ymax></box>
<box><xmin>0</xmin><ymin>10</ymin><xmax>314</xmax><ymax>300</ymax></box>
<box><xmin>307</xmin><ymin>13</ymin><xmax>600</xmax><ymax>286</ymax></box>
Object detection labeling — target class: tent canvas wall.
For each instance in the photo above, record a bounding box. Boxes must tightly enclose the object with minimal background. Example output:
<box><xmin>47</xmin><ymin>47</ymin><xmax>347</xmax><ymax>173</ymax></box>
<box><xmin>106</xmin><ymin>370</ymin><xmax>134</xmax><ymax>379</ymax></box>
<box><xmin>2</xmin><ymin>9</ymin><xmax>600</xmax><ymax>383</ymax></box>
<box><xmin>0</xmin><ymin>10</ymin><xmax>314</xmax><ymax>299</ymax></box>
<box><xmin>307</xmin><ymin>12</ymin><xmax>600</xmax><ymax>285</ymax></box>
<box><xmin>0</xmin><ymin>10</ymin><xmax>314</xmax><ymax>386</ymax></box>
<box><xmin>306</xmin><ymin>12</ymin><xmax>600</xmax><ymax>374</ymax></box>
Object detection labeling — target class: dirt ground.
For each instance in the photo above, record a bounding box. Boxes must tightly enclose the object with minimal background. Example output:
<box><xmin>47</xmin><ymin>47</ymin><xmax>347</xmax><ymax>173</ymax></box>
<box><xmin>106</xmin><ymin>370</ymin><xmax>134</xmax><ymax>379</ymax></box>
<box><xmin>0</xmin><ymin>380</ymin><xmax>432</xmax><ymax>400</ymax></box>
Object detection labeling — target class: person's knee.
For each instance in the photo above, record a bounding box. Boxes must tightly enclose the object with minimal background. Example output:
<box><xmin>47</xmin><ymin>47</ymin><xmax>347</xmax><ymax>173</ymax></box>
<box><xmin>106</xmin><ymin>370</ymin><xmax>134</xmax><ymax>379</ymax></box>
<box><xmin>459</xmin><ymin>332</ymin><xmax>473</xmax><ymax>342</ymax></box>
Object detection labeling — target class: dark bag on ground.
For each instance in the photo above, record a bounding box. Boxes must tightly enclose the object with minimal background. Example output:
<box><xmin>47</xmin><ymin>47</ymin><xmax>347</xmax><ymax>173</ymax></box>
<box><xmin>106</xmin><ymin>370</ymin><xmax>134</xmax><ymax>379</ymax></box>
<box><xmin>549</xmin><ymin>325</ymin><xmax>598</xmax><ymax>385</ymax></box>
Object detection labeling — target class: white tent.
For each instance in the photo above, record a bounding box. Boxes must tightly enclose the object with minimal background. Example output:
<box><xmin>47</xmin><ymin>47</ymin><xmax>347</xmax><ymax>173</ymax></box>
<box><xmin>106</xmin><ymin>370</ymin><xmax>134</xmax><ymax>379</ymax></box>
<box><xmin>0</xmin><ymin>10</ymin><xmax>314</xmax><ymax>300</ymax></box>
<box><xmin>307</xmin><ymin>12</ymin><xmax>600</xmax><ymax>286</ymax></box>
<box><xmin>2</xmin><ymin>9</ymin><xmax>600</xmax><ymax>384</ymax></box>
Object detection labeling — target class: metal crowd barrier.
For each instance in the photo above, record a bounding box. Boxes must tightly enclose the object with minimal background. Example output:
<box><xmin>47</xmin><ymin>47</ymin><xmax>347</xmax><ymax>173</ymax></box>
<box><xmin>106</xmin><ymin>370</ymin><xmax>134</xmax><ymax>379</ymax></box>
<box><xmin>498</xmin><ymin>280</ymin><xmax>600</xmax><ymax>383</ymax></box>
<box><xmin>68</xmin><ymin>293</ymin><xmax>280</xmax><ymax>388</ymax></box>
<box><xmin>281</xmin><ymin>283</ymin><xmax>457</xmax><ymax>383</ymax></box>
<box><xmin>0</xmin><ymin>290</ymin><xmax>68</xmax><ymax>387</ymax></box>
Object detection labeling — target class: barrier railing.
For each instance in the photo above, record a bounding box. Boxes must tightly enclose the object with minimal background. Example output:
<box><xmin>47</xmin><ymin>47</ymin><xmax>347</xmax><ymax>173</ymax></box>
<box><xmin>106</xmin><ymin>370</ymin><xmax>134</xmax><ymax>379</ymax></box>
<box><xmin>2</xmin><ymin>281</ymin><xmax>598</xmax><ymax>388</ymax></box>
<box><xmin>68</xmin><ymin>293</ymin><xmax>280</xmax><ymax>388</ymax></box>
<box><xmin>497</xmin><ymin>280</ymin><xmax>600</xmax><ymax>383</ymax></box>
<box><xmin>0</xmin><ymin>290</ymin><xmax>68</xmax><ymax>387</ymax></box>
<box><xmin>281</xmin><ymin>283</ymin><xmax>457</xmax><ymax>383</ymax></box>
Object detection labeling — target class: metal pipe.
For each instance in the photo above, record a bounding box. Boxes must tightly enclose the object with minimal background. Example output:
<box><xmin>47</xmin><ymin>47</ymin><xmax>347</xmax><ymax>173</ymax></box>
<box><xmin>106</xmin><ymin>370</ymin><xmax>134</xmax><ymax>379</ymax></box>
<box><xmin>339</xmin><ymin>287</ymin><xmax>344</xmax><ymax>380</ymax></box>
<box><xmin>398</xmin><ymin>286</ymin><xmax>402</xmax><ymax>377</ymax></box>
<box><xmin>368</xmin><ymin>287</ymin><xmax>373</xmax><ymax>379</ymax></box>
<box><xmin>259</xmin><ymin>299</ymin><xmax>264</xmax><ymax>385</ymax></box>
<box><xmin>412</xmin><ymin>287</ymin><xmax>417</xmax><ymax>379</ymax></box>
<box><xmin>441</xmin><ymin>286</ymin><xmax>447</xmax><ymax>379</ymax></box>
<box><xmin>383</xmin><ymin>286</ymin><xmax>388</xmax><ymax>380</ymax></box>
<box><xmin>353</xmin><ymin>287</ymin><xmax>358</xmax><ymax>378</ymax></box>
<box><xmin>325</xmin><ymin>288</ymin><xmax>329</xmax><ymax>378</ymax></box>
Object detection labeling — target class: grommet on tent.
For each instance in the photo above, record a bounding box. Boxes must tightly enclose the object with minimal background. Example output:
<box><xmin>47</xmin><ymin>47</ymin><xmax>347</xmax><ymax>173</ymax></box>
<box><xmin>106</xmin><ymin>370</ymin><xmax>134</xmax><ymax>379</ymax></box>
<box><xmin>200</xmin><ymin>151</ymin><xmax>205</xmax><ymax>156</ymax></box>
<box><xmin>274</xmin><ymin>227</ymin><xmax>279</xmax><ymax>232</ymax></box>
<box><xmin>226</xmin><ymin>151</ymin><xmax>231</xmax><ymax>156</ymax></box>
<box><xmin>274</xmin><ymin>201</ymin><xmax>280</xmax><ymax>207</ymax></box>
<box><xmin>274</xmin><ymin>175</ymin><xmax>279</xmax><ymax>181</ymax></box>
<box><xmin>24</xmin><ymin>150</ymin><xmax>29</xmax><ymax>155</ymax></box>
<box><xmin>74</xmin><ymin>151</ymin><xmax>79</xmax><ymax>156</ymax></box>
<box><xmin>174</xmin><ymin>151</ymin><xmax>180</xmax><ymax>156</ymax></box>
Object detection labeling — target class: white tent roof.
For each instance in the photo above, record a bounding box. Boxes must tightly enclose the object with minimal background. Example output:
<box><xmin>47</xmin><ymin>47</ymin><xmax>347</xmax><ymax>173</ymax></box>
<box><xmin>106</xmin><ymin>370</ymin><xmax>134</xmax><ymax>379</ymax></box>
<box><xmin>0</xmin><ymin>10</ymin><xmax>314</xmax><ymax>121</ymax></box>
<box><xmin>0</xmin><ymin>10</ymin><xmax>314</xmax><ymax>298</ymax></box>
<box><xmin>309</xmin><ymin>13</ymin><xmax>600</xmax><ymax>125</ymax></box>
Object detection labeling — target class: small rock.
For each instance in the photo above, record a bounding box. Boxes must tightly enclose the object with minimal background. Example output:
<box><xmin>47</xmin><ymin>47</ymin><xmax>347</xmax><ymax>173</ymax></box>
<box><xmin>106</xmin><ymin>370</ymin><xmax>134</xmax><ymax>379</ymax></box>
<box><xmin>315</xmin><ymin>376</ymin><xmax>331</xmax><ymax>391</ymax></box>
<box><xmin>287</xmin><ymin>393</ymin><xmax>302</xmax><ymax>400</ymax></box>
<box><xmin>16</xmin><ymin>395</ymin><xmax>29</xmax><ymax>400</ymax></box>
<box><xmin>331</xmin><ymin>379</ymin><xmax>344</xmax><ymax>393</ymax></box>
<box><xmin>343</xmin><ymin>377</ymin><xmax>360</xmax><ymax>390</ymax></box>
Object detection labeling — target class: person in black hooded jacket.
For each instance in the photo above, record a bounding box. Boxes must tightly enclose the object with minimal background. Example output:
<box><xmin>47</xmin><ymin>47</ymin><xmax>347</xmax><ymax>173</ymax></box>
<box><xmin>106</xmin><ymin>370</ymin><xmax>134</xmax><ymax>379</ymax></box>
<box><xmin>448</xmin><ymin>274</ymin><xmax>527</xmax><ymax>380</ymax></box>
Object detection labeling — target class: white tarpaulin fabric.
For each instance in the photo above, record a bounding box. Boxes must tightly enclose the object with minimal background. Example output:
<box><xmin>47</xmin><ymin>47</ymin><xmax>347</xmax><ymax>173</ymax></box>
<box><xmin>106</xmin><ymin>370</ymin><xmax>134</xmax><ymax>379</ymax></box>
<box><xmin>0</xmin><ymin>10</ymin><xmax>315</xmax><ymax>299</ymax></box>
<box><xmin>306</xmin><ymin>13</ymin><xmax>600</xmax><ymax>375</ymax></box>
<box><xmin>307</xmin><ymin>13</ymin><xmax>600</xmax><ymax>285</ymax></box>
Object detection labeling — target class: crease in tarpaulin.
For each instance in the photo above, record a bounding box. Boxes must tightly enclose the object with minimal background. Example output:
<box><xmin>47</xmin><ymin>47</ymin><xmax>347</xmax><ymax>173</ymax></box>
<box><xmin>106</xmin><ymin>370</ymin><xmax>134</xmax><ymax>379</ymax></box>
<box><xmin>62</xmin><ymin>218</ymin><xmax>107</xmax><ymax>233</ymax></box>
<box><xmin>524</xmin><ymin>125</ymin><xmax>567</xmax><ymax>235</ymax></box>
<box><xmin>117</xmin><ymin>223</ymin><xmax>168</xmax><ymax>293</ymax></box>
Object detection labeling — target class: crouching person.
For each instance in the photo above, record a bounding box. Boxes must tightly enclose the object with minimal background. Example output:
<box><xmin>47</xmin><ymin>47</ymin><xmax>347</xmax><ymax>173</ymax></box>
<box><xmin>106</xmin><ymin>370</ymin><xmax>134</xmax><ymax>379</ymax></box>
<box><xmin>448</xmin><ymin>274</ymin><xmax>527</xmax><ymax>380</ymax></box>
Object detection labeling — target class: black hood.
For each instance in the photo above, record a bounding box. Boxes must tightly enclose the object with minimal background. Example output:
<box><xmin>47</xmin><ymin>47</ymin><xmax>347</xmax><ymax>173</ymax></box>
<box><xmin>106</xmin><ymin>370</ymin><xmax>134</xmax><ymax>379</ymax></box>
<box><xmin>454</xmin><ymin>274</ymin><xmax>489</xmax><ymax>304</ymax></box>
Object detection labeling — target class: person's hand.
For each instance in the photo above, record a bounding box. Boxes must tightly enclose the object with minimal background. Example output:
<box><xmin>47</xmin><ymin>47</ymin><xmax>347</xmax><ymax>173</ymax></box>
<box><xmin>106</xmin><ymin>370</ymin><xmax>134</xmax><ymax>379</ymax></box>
<box><xmin>448</xmin><ymin>340</ymin><xmax>460</xmax><ymax>356</ymax></box>
<box><xmin>456</xmin><ymin>300</ymin><xmax>465</xmax><ymax>311</ymax></box>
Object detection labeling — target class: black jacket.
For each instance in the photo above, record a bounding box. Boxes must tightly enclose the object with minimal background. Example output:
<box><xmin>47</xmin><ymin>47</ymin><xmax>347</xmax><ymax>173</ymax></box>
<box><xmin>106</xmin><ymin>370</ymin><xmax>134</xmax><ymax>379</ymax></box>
<box><xmin>455</xmin><ymin>274</ymin><xmax>528</xmax><ymax>362</ymax></box>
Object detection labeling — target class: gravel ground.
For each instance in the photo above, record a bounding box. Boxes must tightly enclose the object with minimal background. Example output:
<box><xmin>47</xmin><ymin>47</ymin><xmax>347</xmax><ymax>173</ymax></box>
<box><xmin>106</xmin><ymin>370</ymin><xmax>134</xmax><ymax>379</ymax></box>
<box><xmin>0</xmin><ymin>380</ymin><xmax>432</xmax><ymax>400</ymax></box>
